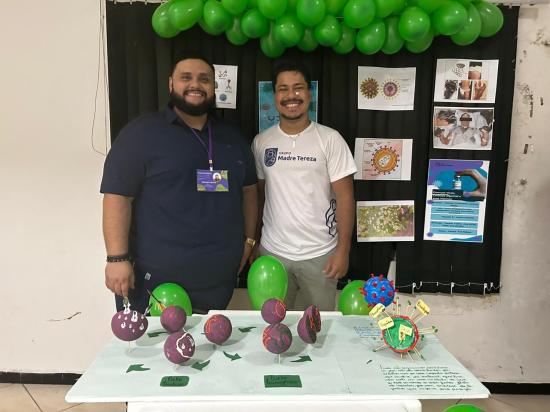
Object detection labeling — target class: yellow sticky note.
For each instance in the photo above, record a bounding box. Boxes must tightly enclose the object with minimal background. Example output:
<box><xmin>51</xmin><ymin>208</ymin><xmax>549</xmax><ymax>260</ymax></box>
<box><xmin>369</xmin><ymin>303</ymin><xmax>385</xmax><ymax>319</ymax></box>
<box><xmin>378</xmin><ymin>316</ymin><xmax>394</xmax><ymax>330</ymax></box>
<box><xmin>416</xmin><ymin>299</ymin><xmax>430</xmax><ymax>316</ymax></box>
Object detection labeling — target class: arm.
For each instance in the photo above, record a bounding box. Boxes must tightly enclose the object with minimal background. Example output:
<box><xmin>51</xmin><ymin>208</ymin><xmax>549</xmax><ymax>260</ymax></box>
<box><xmin>103</xmin><ymin>193</ymin><xmax>134</xmax><ymax>297</ymax></box>
<box><xmin>238</xmin><ymin>183</ymin><xmax>258</xmax><ymax>273</ymax></box>
<box><xmin>324</xmin><ymin>175</ymin><xmax>355</xmax><ymax>280</ymax></box>
<box><xmin>249</xmin><ymin>179</ymin><xmax>265</xmax><ymax>264</ymax></box>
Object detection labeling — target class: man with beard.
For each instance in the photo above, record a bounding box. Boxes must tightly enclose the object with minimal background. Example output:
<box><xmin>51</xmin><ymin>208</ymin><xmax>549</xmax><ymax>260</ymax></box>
<box><xmin>251</xmin><ymin>60</ymin><xmax>356</xmax><ymax>311</ymax></box>
<box><xmin>101</xmin><ymin>56</ymin><xmax>257</xmax><ymax>314</ymax></box>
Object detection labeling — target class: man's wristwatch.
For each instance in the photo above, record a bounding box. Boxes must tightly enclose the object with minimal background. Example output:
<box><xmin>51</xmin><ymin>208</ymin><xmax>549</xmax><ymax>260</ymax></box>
<box><xmin>244</xmin><ymin>237</ymin><xmax>256</xmax><ymax>248</ymax></box>
<box><xmin>106</xmin><ymin>253</ymin><xmax>131</xmax><ymax>263</ymax></box>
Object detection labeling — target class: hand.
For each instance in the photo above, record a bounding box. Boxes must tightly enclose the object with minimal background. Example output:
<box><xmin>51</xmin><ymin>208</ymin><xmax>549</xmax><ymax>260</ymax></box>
<box><xmin>323</xmin><ymin>246</ymin><xmax>350</xmax><ymax>280</ymax></box>
<box><xmin>473</xmin><ymin>81</ymin><xmax>487</xmax><ymax>100</ymax></box>
<box><xmin>239</xmin><ymin>242</ymin><xmax>254</xmax><ymax>274</ymax></box>
<box><xmin>248</xmin><ymin>244</ymin><xmax>261</xmax><ymax>266</ymax></box>
<box><xmin>457</xmin><ymin>169</ymin><xmax>487</xmax><ymax>198</ymax></box>
<box><xmin>105</xmin><ymin>261</ymin><xmax>134</xmax><ymax>298</ymax></box>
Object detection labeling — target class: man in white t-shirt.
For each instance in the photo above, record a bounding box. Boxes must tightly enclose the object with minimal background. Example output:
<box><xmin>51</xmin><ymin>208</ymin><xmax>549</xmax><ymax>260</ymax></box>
<box><xmin>251</xmin><ymin>60</ymin><xmax>357</xmax><ymax>311</ymax></box>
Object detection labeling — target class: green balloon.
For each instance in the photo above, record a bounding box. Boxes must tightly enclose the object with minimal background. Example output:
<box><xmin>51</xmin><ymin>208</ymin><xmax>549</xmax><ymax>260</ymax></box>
<box><xmin>241</xmin><ymin>8</ymin><xmax>269</xmax><ymax>38</ymax></box>
<box><xmin>326</xmin><ymin>0</ymin><xmax>347</xmax><ymax>16</ymax></box>
<box><xmin>297</xmin><ymin>27</ymin><xmax>319</xmax><ymax>52</ymax></box>
<box><xmin>247</xmin><ymin>256</ymin><xmax>288</xmax><ymax>308</ymax></box>
<box><xmin>314</xmin><ymin>15</ymin><xmax>342</xmax><ymax>46</ymax></box>
<box><xmin>451</xmin><ymin>3</ymin><xmax>481</xmax><ymax>45</ymax></box>
<box><xmin>296</xmin><ymin>0</ymin><xmax>326</xmax><ymax>27</ymax></box>
<box><xmin>382</xmin><ymin>16</ymin><xmax>404</xmax><ymax>54</ymax></box>
<box><xmin>226</xmin><ymin>16</ymin><xmax>250</xmax><ymax>45</ymax></box>
<box><xmin>442</xmin><ymin>405</ymin><xmax>485</xmax><ymax>412</ymax></box>
<box><xmin>149</xmin><ymin>283</ymin><xmax>192</xmax><ymax>316</ymax></box>
<box><xmin>248</xmin><ymin>0</ymin><xmax>258</xmax><ymax>8</ymax></box>
<box><xmin>475</xmin><ymin>1</ymin><xmax>503</xmax><ymax>37</ymax></box>
<box><xmin>199</xmin><ymin>17</ymin><xmax>225</xmax><ymax>35</ymax></box>
<box><xmin>169</xmin><ymin>0</ymin><xmax>203</xmax><ymax>31</ymax></box>
<box><xmin>432</xmin><ymin>1</ymin><xmax>468</xmax><ymax>35</ymax></box>
<box><xmin>417</xmin><ymin>0</ymin><xmax>445</xmax><ymax>14</ymax></box>
<box><xmin>332</xmin><ymin>23</ymin><xmax>356</xmax><ymax>54</ymax></box>
<box><xmin>343</xmin><ymin>0</ymin><xmax>376</xmax><ymax>29</ymax></box>
<box><xmin>391</xmin><ymin>0</ymin><xmax>407</xmax><ymax>15</ymax></box>
<box><xmin>274</xmin><ymin>13</ymin><xmax>304</xmax><ymax>47</ymax></box>
<box><xmin>258</xmin><ymin>0</ymin><xmax>287</xmax><ymax>19</ymax></box>
<box><xmin>398</xmin><ymin>6</ymin><xmax>430</xmax><ymax>42</ymax></box>
<box><xmin>222</xmin><ymin>0</ymin><xmax>249</xmax><ymax>15</ymax></box>
<box><xmin>203</xmin><ymin>0</ymin><xmax>232</xmax><ymax>33</ymax></box>
<box><xmin>152</xmin><ymin>2</ymin><xmax>180</xmax><ymax>38</ymax></box>
<box><xmin>338</xmin><ymin>280</ymin><xmax>371</xmax><ymax>315</ymax></box>
<box><xmin>405</xmin><ymin>27</ymin><xmax>434</xmax><ymax>52</ymax></box>
<box><xmin>356</xmin><ymin>19</ymin><xmax>385</xmax><ymax>54</ymax></box>
<box><xmin>374</xmin><ymin>0</ymin><xmax>398</xmax><ymax>18</ymax></box>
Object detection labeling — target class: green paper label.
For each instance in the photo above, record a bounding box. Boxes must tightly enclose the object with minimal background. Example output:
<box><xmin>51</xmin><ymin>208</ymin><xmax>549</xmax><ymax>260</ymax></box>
<box><xmin>264</xmin><ymin>375</ymin><xmax>302</xmax><ymax>388</ymax></box>
<box><xmin>160</xmin><ymin>376</ymin><xmax>189</xmax><ymax>387</ymax></box>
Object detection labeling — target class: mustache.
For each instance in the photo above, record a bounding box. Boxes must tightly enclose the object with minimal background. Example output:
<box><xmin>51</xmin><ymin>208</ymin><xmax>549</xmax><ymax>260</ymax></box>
<box><xmin>281</xmin><ymin>99</ymin><xmax>303</xmax><ymax>105</ymax></box>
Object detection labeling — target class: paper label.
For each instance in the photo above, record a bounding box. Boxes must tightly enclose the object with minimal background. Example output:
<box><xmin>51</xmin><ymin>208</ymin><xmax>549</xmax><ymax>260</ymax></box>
<box><xmin>264</xmin><ymin>375</ymin><xmax>302</xmax><ymax>388</ymax></box>
<box><xmin>160</xmin><ymin>376</ymin><xmax>189</xmax><ymax>387</ymax></box>
<box><xmin>416</xmin><ymin>299</ymin><xmax>430</xmax><ymax>315</ymax></box>
<box><xmin>369</xmin><ymin>303</ymin><xmax>385</xmax><ymax>318</ymax></box>
<box><xmin>378</xmin><ymin>317</ymin><xmax>395</xmax><ymax>330</ymax></box>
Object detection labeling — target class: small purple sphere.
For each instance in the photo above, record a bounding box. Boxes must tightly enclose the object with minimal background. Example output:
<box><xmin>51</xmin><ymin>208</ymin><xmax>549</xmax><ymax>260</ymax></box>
<box><xmin>204</xmin><ymin>314</ymin><xmax>232</xmax><ymax>345</ymax></box>
<box><xmin>160</xmin><ymin>305</ymin><xmax>187</xmax><ymax>333</ymax></box>
<box><xmin>261</xmin><ymin>298</ymin><xmax>287</xmax><ymax>324</ymax></box>
<box><xmin>111</xmin><ymin>307</ymin><xmax>148</xmax><ymax>342</ymax></box>
<box><xmin>262</xmin><ymin>323</ymin><xmax>292</xmax><ymax>354</ymax></box>
<box><xmin>163</xmin><ymin>331</ymin><xmax>195</xmax><ymax>364</ymax></box>
<box><xmin>304</xmin><ymin>305</ymin><xmax>321</xmax><ymax>332</ymax></box>
<box><xmin>297</xmin><ymin>316</ymin><xmax>317</xmax><ymax>344</ymax></box>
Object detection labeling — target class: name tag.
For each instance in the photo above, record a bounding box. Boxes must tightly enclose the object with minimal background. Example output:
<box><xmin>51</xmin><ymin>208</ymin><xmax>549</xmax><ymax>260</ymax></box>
<box><xmin>197</xmin><ymin>169</ymin><xmax>229</xmax><ymax>192</ymax></box>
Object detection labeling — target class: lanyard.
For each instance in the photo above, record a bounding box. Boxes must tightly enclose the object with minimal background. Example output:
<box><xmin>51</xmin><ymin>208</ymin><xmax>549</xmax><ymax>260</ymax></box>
<box><xmin>189</xmin><ymin>122</ymin><xmax>213</xmax><ymax>171</ymax></box>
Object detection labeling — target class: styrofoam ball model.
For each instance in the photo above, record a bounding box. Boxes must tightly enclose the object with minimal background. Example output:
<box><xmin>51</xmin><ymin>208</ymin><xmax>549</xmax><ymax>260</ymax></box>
<box><xmin>304</xmin><ymin>304</ymin><xmax>321</xmax><ymax>332</ymax></box>
<box><xmin>160</xmin><ymin>305</ymin><xmax>187</xmax><ymax>333</ymax></box>
<box><xmin>111</xmin><ymin>307</ymin><xmax>148</xmax><ymax>341</ymax></box>
<box><xmin>262</xmin><ymin>323</ymin><xmax>292</xmax><ymax>354</ymax></box>
<box><xmin>163</xmin><ymin>331</ymin><xmax>195</xmax><ymax>364</ymax></box>
<box><xmin>362</xmin><ymin>275</ymin><xmax>395</xmax><ymax>307</ymax></box>
<box><xmin>297</xmin><ymin>316</ymin><xmax>316</xmax><ymax>344</ymax></box>
<box><xmin>204</xmin><ymin>314</ymin><xmax>232</xmax><ymax>345</ymax></box>
<box><xmin>261</xmin><ymin>298</ymin><xmax>287</xmax><ymax>324</ymax></box>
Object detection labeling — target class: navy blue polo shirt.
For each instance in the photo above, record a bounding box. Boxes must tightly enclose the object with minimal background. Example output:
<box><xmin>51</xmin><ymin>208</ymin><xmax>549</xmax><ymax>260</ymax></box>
<box><xmin>101</xmin><ymin>106</ymin><xmax>256</xmax><ymax>309</ymax></box>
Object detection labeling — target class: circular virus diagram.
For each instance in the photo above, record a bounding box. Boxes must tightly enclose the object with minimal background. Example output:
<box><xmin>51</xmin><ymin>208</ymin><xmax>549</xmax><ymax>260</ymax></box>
<box><xmin>371</xmin><ymin>146</ymin><xmax>400</xmax><ymax>175</ymax></box>
<box><xmin>381</xmin><ymin>79</ymin><xmax>400</xmax><ymax>100</ymax></box>
<box><xmin>360</xmin><ymin>78</ymin><xmax>379</xmax><ymax>99</ymax></box>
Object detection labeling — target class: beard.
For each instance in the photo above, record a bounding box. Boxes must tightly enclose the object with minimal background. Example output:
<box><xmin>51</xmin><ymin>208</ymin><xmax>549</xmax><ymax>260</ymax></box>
<box><xmin>279</xmin><ymin>98</ymin><xmax>306</xmax><ymax>121</ymax></box>
<box><xmin>170</xmin><ymin>90</ymin><xmax>215</xmax><ymax>116</ymax></box>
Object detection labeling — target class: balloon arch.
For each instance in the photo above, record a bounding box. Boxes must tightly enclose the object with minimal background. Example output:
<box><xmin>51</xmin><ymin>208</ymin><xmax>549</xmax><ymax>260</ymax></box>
<box><xmin>152</xmin><ymin>0</ymin><xmax>504</xmax><ymax>57</ymax></box>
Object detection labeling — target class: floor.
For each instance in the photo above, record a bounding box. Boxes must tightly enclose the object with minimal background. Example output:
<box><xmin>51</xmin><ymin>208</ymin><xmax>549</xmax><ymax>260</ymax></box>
<box><xmin>0</xmin><ymin>383</ymin><xmax>548</xmax><ymax>412</ymax></box>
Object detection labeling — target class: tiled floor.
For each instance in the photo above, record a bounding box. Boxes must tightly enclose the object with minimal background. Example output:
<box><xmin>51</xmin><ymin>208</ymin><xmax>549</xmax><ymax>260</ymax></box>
<box><xmin>0</xmin><ymin>383</ymin><xmax>548</xmax><ymax>412</ymax></box>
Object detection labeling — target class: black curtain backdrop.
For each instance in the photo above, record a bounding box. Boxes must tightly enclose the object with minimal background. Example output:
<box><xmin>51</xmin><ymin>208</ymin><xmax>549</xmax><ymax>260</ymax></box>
<box><xmin>106</xmin><ymin>2</ymin><xmax>518</xmax><ymax>294</ymax></box>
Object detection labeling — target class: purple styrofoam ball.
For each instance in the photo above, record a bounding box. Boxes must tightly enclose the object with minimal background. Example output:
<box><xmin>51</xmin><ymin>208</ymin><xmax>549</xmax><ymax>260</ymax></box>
<box><xmin>163</xmin><ymin>330</ymin><xmax>195</xmax><ymax>364</ymax></box>
<box><xmin>304</xmin><ymin>304</ymin><xmax>321</xmax><ymax>332</ymax></box>
<box><xmin>160</xmin><ymin>305</ymin><xmax>187</xmax><ymax>333</ymax></box>
<box><xmin>111</xmin><ymin>307</ymin><xmax>148</xmax><ymax>342</ymax></box>
<box><xmin>204</xmin><ymin>314</ymin><xmax>232</xmax><ymax>345</ymax></box>
<box><xmin>297</xmin><ymin>316</ymin><xmax>317</xmax><ymax>344</ymax></box>
<box><xmin>261</xmin><ymin>298</ymin><xmax>287</xmax><ymax>324</ymax></box>
<box><xmin>262</xmin><ymin>323</ymin><xmax>292</xmax><ymax>354</ymax></box>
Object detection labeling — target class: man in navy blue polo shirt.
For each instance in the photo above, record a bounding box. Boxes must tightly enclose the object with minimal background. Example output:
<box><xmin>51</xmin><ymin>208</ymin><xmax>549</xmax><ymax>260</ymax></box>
<box><xmin>101</xmin><ymin>55</ymin><xmax>258</xmax><ymax>313</ymax></box>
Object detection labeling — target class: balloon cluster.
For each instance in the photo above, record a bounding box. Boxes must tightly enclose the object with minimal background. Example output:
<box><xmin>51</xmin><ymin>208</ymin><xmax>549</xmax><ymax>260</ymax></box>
<box><xmin>152</xmin><ymin>0</ymin><xmax>504</xmax><ymax>57</ymax></box>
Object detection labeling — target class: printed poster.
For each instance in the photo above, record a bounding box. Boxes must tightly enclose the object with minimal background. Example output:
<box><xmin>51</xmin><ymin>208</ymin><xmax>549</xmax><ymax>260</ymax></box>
<box><xmin>353</xmin><ymin>138</ymin><xmax>413</xmax><ymax>180</ymax></box>
<box><xmin>424</xmin><ymin>159</ymin><xmax>489</xmax><ymax>242</ymax></box>
<box><xmin>433</xmin><ymin>59</ymin><xmax>499</xmax><ymax>103</ymax></box>
<box><xmin>357</xmin><ymin>200</ymin><xmax>415</xmax><ymax>242</ymax></box>
<box><xmin>214</xmin><ymin>64</ymin><xmax>238</xmax><ymax>109</ymax></box>
<box><xmin>433</xmin><ymin>107</ymin><xmax>495</xmax><ymax>150</ymax></box>
<box><xmin>357</xmin><ymin>66</ymin><xmax>416</xmax><ymax>111</ymax></box>
<box><xmin>258</xmin><ymin>80</ymin><xmax>318</xmax><ymax>133</ymax></box>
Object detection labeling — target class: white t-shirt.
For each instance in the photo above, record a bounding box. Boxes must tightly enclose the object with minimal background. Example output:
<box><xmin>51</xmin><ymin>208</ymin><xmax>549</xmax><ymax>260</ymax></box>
<box><xmin>252</xmin><ymin>122</ymin><xmax>357</xmax><ymax>260</ymax></box>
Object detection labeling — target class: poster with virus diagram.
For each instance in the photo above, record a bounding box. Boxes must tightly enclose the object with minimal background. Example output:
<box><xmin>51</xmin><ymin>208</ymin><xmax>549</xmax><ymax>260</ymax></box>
<box><xmin>433</xmin><ymin>59</ymin><xmax>499</xmax><ymax>103</ymax></box>
<box><xmin>357</xmin><ymin>200</ymin><xmax>415</xmax><ymax>242</ymax></box>
<box><xmin>214</xmin><ymin>64</ymin><xmax>238</xmax><ymax>109</ymax></box>
<box><xmin>357</xmin><ymin>66</ymin><xmax>416</xmax><ymax>111</ymax></box>
<box><xmin>353</xmin><ymin>138</ymin><xmax>413</xmax><ymax>180</ymax></box>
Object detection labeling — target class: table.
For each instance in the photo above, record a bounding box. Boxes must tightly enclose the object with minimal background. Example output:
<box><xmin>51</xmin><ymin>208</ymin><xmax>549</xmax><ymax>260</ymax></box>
<box><xmin>66</xmin><ymin>311</ymin><xmax>489</xmax><ymax>411</ymax></box>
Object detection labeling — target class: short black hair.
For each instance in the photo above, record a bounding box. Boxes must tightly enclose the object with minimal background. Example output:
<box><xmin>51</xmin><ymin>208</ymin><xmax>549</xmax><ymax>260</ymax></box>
<box><xmin>271</xmin><ymin>59</ymin><xmax>311</xmax><ymax>91</ymax></box>
<box><xmin>460</xmin><ymin>113</ymin><xmax>472</xmax><ymax>121</ymax></box>
<box><xmin>171</xmin><ymin>53</ymin><xmax>215</xmax><ymax>78</ymax></box>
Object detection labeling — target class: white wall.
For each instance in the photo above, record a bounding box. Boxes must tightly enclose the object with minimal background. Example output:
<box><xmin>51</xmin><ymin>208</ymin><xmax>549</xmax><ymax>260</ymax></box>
<box><xmin>0</xmin><ymin>0</ymin><xmax>548</xmax><ymax>382</ymax></box>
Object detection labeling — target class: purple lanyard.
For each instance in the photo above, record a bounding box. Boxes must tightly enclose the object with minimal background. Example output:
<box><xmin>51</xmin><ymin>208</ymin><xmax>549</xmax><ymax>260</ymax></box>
<box><xmin>189</xmin><ymin>122</ymin><xmax>213</xmax><ymax>171</ymax></box>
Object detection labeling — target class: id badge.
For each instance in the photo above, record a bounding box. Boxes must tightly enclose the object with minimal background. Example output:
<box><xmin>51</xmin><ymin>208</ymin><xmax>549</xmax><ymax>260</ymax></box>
<box><xmin>197</xmin><ymin>169</ymin><xmax>229</xmax><ymax>192</ymax></box>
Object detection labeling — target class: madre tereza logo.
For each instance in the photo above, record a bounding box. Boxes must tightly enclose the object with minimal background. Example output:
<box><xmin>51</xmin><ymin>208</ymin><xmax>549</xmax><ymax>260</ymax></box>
<box><xmin>264</xmin><ymin>148</ymin><xmax>317</xmax><ymax>167</ymax></box>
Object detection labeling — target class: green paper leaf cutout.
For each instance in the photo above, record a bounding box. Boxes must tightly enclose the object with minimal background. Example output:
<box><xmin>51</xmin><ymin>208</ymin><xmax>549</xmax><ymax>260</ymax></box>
<box><xmin>147</xmin><ymin>330</ymin><xmax>168</xmax><ymax>338</ymax></box>
<box><xmin>238</xmin><ymin>326</ymin><xmax>256</xmax><ymax>332</ymax></box>
<box><xmin>223</xmin><ymin>351</ymin><xmax>242</xmax><ymax>361</ymax></box>
<box><xmin>290</xmin><ymin>355</ymin><xmax>312</xmax><ymax>363</ymax></box>
<box><xmin>191</xmin><ymin>360</ymin><xmax>211</xmax><ymax>371</ymax></box>
<box><xmin>126</xmin><ymin>364</ymin><xmax>150</xmax><ymax>373</ymax></box>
